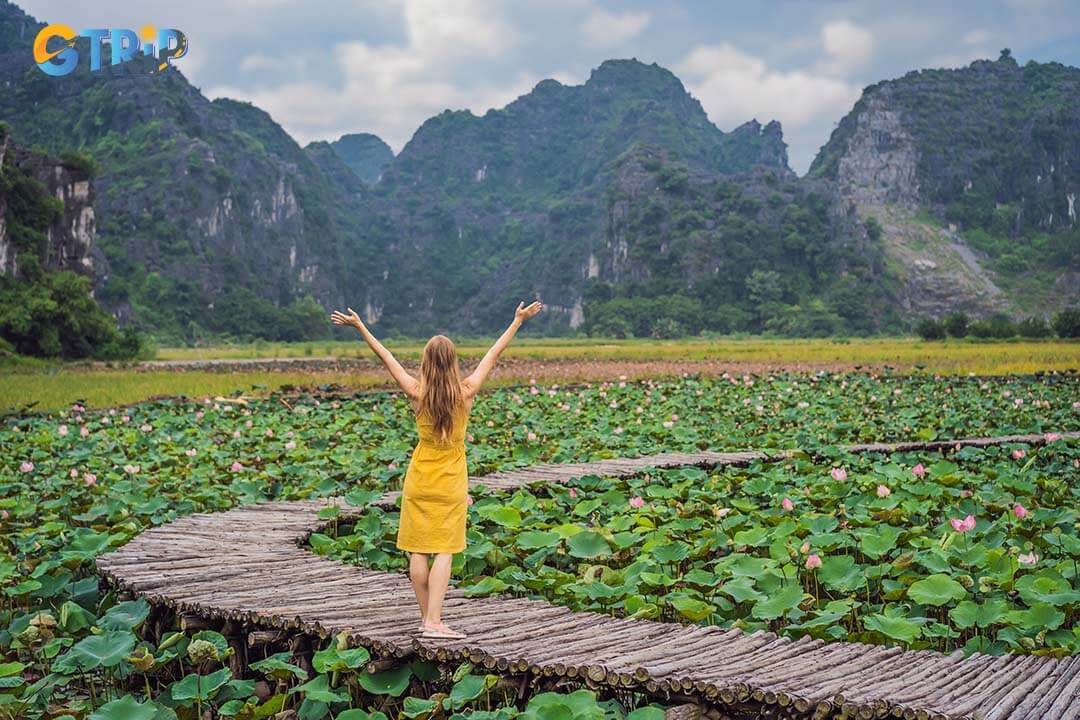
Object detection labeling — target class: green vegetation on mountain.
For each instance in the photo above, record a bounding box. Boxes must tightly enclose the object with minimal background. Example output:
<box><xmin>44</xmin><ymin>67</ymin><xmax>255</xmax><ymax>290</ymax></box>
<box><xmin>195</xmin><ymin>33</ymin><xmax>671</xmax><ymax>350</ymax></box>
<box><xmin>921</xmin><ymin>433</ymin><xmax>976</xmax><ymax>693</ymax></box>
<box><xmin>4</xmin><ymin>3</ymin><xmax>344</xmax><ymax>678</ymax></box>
<box><xmin>812</xmin><ymin>50</ymin><xmax>1080</xmax><ymax>316</ymax></box>
<box><xmin>0</xmin><ymin>124</ymin><xmax>140</xmax><ymax>359</ymax></box>
<box><xmin>1</xmin><ymin>0</ymin><xmax>1076</xmax><ymax>342</ymax></box>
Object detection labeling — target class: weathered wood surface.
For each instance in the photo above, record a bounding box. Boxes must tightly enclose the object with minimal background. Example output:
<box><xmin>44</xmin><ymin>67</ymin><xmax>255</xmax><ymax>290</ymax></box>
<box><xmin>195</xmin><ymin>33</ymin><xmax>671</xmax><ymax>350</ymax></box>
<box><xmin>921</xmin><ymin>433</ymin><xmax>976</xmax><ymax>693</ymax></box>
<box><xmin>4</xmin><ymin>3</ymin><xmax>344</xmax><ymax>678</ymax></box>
<box><xmin>97</xmin><ymin>431</ymin><xmax>1080</xmax><ymax>720</ymax></box>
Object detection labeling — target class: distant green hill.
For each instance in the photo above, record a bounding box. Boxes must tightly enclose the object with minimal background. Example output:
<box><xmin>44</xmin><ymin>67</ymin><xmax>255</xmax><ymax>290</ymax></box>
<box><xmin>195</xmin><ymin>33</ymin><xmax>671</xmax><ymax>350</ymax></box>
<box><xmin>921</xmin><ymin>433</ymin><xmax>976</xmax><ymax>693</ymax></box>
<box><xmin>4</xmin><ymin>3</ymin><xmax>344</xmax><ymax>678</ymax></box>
<box><xmin>328</xmin><ymin>133</ymin><xmax>394</xmax><ymax>184</ymax></box>
<box><xmin>1</xmin><ymin>0</ymin><xmax>1075</xmax><ymax>340</ymax></box>
<box><xmin>811</xmin><ymin>50</ymin><xmax>1080</xmax><ymax>318</ymax></box>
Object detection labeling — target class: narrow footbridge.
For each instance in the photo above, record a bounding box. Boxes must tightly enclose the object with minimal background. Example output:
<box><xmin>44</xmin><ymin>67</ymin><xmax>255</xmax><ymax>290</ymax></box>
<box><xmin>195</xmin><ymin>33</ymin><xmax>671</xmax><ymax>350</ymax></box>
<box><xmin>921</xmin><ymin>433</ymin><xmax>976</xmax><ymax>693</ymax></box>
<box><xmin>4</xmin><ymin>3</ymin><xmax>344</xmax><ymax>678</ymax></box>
<box><xmin>97</xmin><ymin>432</ymin><xmax>1080</xmax><ymax>720</ymax></box>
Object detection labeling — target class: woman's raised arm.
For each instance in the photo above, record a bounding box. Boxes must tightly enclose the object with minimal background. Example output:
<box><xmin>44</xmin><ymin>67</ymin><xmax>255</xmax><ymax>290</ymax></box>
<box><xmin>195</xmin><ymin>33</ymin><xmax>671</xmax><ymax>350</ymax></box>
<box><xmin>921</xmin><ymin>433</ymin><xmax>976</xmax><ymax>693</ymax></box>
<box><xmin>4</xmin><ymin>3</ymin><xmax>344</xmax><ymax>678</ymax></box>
<box><xmin>463</xmin><ymin>301</ymin><xmax>543</xmax><ymax>397</ymax></box>
<box><xmin>330</xmin><ymin>307</ymin><xmax>420</xmax><ymax>399</ymax></box>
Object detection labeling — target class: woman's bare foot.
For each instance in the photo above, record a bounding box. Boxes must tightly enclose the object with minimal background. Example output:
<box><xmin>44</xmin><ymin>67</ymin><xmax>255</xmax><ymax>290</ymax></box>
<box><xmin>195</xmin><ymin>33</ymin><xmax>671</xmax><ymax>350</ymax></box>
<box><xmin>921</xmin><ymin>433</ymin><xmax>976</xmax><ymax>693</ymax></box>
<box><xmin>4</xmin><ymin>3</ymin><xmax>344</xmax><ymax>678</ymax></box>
<box><xmin>420</xmin><ymin>621</ymin><xmax>466</xmax><ymax>639</ymax></box>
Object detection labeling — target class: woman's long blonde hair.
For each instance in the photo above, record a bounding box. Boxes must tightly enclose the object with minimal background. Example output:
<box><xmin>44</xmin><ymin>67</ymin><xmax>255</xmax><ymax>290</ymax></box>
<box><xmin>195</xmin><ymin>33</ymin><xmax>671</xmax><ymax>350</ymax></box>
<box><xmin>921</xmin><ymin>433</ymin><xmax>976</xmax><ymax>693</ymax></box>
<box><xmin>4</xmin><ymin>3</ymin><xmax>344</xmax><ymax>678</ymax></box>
<box><xmin>417</xmin><ymin>335</ymin><xmax>463</xmax><ymax>442</ymax></box>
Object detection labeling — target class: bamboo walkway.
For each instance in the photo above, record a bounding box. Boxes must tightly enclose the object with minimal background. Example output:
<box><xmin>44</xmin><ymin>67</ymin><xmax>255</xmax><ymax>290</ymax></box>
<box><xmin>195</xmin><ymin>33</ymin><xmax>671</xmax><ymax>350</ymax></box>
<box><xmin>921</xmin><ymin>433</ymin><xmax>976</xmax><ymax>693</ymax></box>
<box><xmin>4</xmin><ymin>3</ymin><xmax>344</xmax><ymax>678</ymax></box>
<box><xmin>97</xmin><ymin>431</ymin><xmax>1080</xmax><ymax>720</ymax></box>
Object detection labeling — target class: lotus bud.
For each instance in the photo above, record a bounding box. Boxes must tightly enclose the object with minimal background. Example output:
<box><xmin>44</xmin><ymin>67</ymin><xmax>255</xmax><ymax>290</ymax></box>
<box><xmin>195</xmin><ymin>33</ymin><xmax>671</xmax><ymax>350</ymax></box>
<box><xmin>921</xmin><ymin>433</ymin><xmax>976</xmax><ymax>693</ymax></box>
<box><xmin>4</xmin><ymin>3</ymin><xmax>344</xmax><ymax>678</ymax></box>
<box><xmin>158</xmin><ymin>631</ymin><xmax>184</xmax><ymax>651</ymax></box>
<box><xmin>336</xmin><ymin>632</ymin><xmax>349</xmax><ymax>651</ymax></box>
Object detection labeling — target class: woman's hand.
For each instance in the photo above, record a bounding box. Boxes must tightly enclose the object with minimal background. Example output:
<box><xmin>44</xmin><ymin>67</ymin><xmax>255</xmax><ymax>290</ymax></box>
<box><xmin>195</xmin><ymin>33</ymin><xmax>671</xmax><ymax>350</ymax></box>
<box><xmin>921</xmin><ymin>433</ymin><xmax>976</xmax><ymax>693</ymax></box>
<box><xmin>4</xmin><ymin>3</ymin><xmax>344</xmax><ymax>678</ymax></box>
<box><xmin>515</xmin><ymin>301</ymin><xmax>543</xmax><ymax>322</ymax></box>
<box><xmin>330</xmin><ymin>307</ymin><xmax>363</xmax><ymax>329</ymax></box>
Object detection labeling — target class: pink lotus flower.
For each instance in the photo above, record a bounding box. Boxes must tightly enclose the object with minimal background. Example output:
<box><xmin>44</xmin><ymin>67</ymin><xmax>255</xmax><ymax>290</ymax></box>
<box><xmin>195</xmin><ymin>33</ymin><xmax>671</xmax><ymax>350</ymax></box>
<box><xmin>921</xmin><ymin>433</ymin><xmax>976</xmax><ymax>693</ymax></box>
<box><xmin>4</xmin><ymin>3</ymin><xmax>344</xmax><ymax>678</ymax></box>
<box><xmin>830</xmin><ymin>467</ymin><xmax>847</xmax><ymax>482</ymax></box>
<box><xmin>950</xmin><ymin>515</ymin><xmax>976</xmax><ymax>533</ymax></box>
<box><xmin>960</xmin><ymin>489</ymin><xmax>973</xmax><ymax>498</ymax></box>
<box><xmin>121</xmin><ymin>415</ymin><xmax>130</xmax><ymax>423</ymax></box>
<box><xmin>1014</xmin><ymin>398</ymin><xmax>1023</xmax><ymax>407</ymax></box>
<box><xmin>671</xmin><ymin>414</ymin><xmax>679</xmax><ymax>421</ymax></box>
<box><xmin>232</xmin><ymin>430</ymin><xmax>241</xmax><ymax>438</ymax></box>
<box><xmin>83</xmin><ymin>472</ymin><xmax>97</xmax><ymax>486</ymax></box>
<box><xmin>1011</xmin><ymin>449</ymin><xmax>1026</xmax><ymax>460</ymax></box>
<box><xmin>70</xmin><ymin>469</ymin><xmax>78</xmax><ymax>478</ymax></box>
<box><xmin>613</xmin><ymin>426</ymin><xmax>623</xmax><ymax>435</ymax></box>
<box><xmin>1018</xmin><ymin>552</ymin><xmax>1038</xmax><ymax>566</ymax></box>
<box><xmin>1013</xmin><ymin>503</ymin><xmax>1029</xmax><ymax>520</ymax></box>
<box><xmin>230</xmin><ymin>462</ymin><xmax>243</xmax><ymax>472</ymax></box>
<box><xmin>195</xmin><ymin>410</ymin><xmax>204</xmax><ymax>419</ymax></box>
<box><xmin>80</xmin><ymin>426</ymin><xmax>90</xmax><ymax>438</ymax></box>
<box><xmin>912</xmin><ymin>463</ymin><xmax>926</xmax><ymax>478</ymax></box>
<box><xmin>1044</xmin><ymin>432</ymin><xmax>1060</xmax><ymax>442</ymax></box>
<box><xmin>140</xmin><ymin>423</ymin><xmax>152</xmax><ymax>432</ymax></box>
<box><xmin>19</xmin><ymin>461</ymin><xmax>34</xmax><ymax>473</ymax></box>
<box><xmin>284</xmin><ymin>441</ymin><xmax>296</xmax><ymax>450</ymax></box>
<box><xmin>876</xmin><ymin>484</ymin><xmax>891</xmax><ymax>498</ymax></box>
<box><xmin>629</xmin><ymin>496</ymin><xmax>645</xmax><ymax>509</ymax></box>
<box><xmin>467</xmin><ymin>494</ymin><xmax>474</xmax><ymax>506</ymax></box>
<box><xmin>662</xmin><ymin>421</ymin><xmax>674</xmax><ymax>428</ymax></box>
<box><xmin>101</xmin><ymin>417</ymin><xmax>110</xmax><ymax>425</ymax></box>
<box><xmin>123</xmin><ymin>464</ymin><xmax>140</xmax><ymax>474</ymax></box>
<box><xmin>568</xmin><ymin>488</ymin><xmax>577</xmax><ymax>499</ymax></box>
<box><xmin>799</xmin><ymin>542</ymin><xmax>811</xmax><ymax>554</ymax></box>
<box><xmin>805</xmin><ymin>553</ymin><xmax>822</xmax><ymax>570</ymax></box>
<box><xmin>245</xmin><ymin>419</ymin><xmax>253</xmax><ymax>428</ymax></box>
<box><xmin>782</xmin><ymin>497</ymin><xmax>795</xmax><ymax>512</ymax></box>
<box><xmin>527</xmin><ymin>431</ymin><xmax>537</xmax><ymax>442</ymax></box>
<box><xmin>265</xmin><ymin>428</ymin><xmax>274</xmax><ymax>437</ymax></box>
<box><xmin>58</xmin><ymin>425</ymin><xmax>69</xmax><ymax>437</ymax></box>
<box><xmin>185</xmin><ymin>448</ymin><xmax>197</xmax><ymax>457</ymax></box>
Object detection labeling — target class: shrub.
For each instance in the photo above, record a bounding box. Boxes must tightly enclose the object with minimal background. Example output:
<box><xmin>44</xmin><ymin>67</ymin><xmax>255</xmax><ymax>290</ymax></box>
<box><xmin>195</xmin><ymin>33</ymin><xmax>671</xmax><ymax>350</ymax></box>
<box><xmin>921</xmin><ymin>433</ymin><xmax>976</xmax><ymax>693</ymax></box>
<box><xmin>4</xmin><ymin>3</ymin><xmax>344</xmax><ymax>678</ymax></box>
<box><xmin>944</xmin><ymin>312</ymin><xmax>969</xmax><ymax>338</ymax></box>
<box><xmin>1017</xmin><ymin>316</ymin><xmax>1053</xmax><ymax>338</ymax></box>
<box><xmin>915</xmin><ymin>318</ymin><xmax>946</xmax><ymax>340</ymax></box>
<box><xmin>1053</xmin><ymin>308</ymin><xmax>1080</xmax><ymax>338</ymax></box>
<box><xmin>590</xmin><ymin>316</ymin><xmax>631</xmax><ymax>339</ymax></box>
<box><xmin>969</xmin><ymin>314</ymin><xmax>1017</xmax><ymax>339</ymax></box>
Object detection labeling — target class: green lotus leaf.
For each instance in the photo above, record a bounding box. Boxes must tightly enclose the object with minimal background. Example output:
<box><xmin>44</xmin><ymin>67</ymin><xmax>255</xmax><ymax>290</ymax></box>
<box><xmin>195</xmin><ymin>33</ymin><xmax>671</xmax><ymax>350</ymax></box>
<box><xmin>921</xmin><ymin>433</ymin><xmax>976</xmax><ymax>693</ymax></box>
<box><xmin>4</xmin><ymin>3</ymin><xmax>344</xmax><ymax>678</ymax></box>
<box><xmin>751</xmin><ymin>584</ymin><xmax>805</xmax><ymax>620</ymax></box>
<box><xmin>359</xmin><ymin>665</ymin><xmax>412</xmax><ymax>696</ymax></box>
<box><xmin>97</xmin><ymin>598</ymin><xmax>150</xmax><ymax>631</ymax></box>
<box><xmin>863</xmin><ymin>613</ymin><xmax>925</xmax><ymax>643</ymax></box>
<box><xmin>566</xmin><ymin>531</ymin><xmax>611</xmax><ymax>559</ymax></box>
<box><xmin>515</xmin><ymin>530</ymin><xmax>561</xmax><ymax>549</ymax></box>
<box><xmin>860</xmin><ymin>525</ymin><xmax>902</xmax><ymax>559</ymax></box>
<box><xmin>289</xmin><ymin>673</ymin><xmax>350</xmax><ymax>704</ymax></box>
<box><xmin>908</xmin><ymin>574</ymin><xmax>967</xmax><ymax>606</ymax></box>
<box><xmin>88</xmin><ymin>695</ymin><xmax>159</xmax><ymax>720</ymax></box>
<box><xmin>53</xmin><ymin>631</ymin><xmax>136</xmax><ymax>674</ymax></box>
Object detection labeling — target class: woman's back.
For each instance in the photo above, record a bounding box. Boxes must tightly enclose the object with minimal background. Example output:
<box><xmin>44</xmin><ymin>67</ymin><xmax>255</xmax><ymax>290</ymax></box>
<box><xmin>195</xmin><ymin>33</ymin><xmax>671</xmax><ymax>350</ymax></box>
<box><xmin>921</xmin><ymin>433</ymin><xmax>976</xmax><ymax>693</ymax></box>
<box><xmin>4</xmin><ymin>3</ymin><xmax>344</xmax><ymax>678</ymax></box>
<box><xmin>414</xmin><ymin>402</ymin><xmax>469</xmax><ymax>449</ymax></box>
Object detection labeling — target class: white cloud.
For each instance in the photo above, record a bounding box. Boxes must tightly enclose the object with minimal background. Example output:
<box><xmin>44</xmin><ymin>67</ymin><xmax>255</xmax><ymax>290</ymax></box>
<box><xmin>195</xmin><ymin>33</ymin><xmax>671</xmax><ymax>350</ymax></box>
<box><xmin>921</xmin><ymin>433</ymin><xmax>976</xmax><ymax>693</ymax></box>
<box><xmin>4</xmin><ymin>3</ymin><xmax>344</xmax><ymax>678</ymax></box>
<box><xmin>963</xmin><ymin>29</ymin><xmax>992</xmax><ymax>45</ymax></box>
<box><xmin>238</xmin><ymin>53</ymin><xmax>291</xmax><ymax>73</ymax></box>
<box><xmin>675</xmin><ymin>43</ymin><xmax>861</xmax><ymax>131</ymax></box>
<box><xmin>819</xmin><ymin>19</ymin><xmax>873</xmax><ymax>75</ymax></box>
<box><xmin>581</xmin><ymin>9</ymin><xmax>650</xmax><ymax>48</ymax></box>
<box><xmin>205</xmin><ymin>0</ymin><xmax>536</xmax><ymax>150</ymax></box>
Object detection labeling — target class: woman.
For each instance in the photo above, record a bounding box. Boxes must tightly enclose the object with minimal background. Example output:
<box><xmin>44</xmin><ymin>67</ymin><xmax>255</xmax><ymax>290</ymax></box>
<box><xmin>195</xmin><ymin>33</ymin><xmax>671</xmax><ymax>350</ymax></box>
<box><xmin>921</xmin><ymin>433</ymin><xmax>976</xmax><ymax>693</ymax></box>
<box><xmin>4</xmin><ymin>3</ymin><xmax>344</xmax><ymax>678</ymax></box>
<box><xmin>329</xmin><ymin>301</ymin><xmax>543</xmax><ymax>639</ymax></box>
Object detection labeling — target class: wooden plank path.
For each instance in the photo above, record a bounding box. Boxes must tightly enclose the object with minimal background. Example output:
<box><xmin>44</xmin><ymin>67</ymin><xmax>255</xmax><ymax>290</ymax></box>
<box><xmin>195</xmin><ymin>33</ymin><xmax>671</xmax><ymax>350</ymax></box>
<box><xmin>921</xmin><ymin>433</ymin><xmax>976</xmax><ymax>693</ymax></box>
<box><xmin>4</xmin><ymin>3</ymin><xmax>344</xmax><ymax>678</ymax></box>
<box><xmin>97</xmin><ymin>431</ymin><xmax>1080</xmax><ymax>720</ymax></box>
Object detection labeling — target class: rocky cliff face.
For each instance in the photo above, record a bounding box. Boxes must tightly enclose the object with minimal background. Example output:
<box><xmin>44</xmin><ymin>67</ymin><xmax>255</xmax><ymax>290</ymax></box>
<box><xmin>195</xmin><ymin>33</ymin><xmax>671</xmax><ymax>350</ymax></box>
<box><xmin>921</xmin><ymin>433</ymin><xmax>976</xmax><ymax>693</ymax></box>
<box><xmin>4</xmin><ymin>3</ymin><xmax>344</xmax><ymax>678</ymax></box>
<box><xmin>811</xmin><ymin>53</ymin><xmax>1080</xmax><ymax>319</ymax></box>
<box><xmin>831</xmin><ymin>92</ymin><xmax>920</xmax><ymax>207</ymax></box>
<box><xmin>0</xmin><ymin>132</ymin><xmax>96</xmax><ymax>282</ymax></box>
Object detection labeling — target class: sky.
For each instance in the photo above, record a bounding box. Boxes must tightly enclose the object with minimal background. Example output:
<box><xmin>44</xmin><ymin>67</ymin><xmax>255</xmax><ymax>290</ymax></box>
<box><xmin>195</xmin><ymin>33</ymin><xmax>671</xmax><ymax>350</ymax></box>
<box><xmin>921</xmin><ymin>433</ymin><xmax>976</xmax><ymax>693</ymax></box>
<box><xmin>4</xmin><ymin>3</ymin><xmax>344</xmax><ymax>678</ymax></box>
<box><xmin>20</xmin><ymin>0</ymin><xmax>1080</xmax><ymax>174</ymax></box>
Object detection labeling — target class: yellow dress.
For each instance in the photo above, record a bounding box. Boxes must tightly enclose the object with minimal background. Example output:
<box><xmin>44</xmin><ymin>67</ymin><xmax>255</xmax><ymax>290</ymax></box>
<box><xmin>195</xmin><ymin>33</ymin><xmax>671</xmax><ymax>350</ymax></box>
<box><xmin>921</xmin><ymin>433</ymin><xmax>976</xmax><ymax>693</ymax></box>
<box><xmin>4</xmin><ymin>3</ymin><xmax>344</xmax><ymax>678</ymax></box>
<box><xmin>396</xmin><ymin>404</ymin><xmax>470</xmax><ymax>554</ymax></box>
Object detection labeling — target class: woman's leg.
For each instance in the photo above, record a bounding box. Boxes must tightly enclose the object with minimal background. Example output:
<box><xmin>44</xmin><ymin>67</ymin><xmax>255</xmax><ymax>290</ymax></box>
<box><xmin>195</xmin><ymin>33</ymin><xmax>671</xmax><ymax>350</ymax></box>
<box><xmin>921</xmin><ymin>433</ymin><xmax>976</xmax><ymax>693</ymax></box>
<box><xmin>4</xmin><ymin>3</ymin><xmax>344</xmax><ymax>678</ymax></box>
<box><xmin>408</xmin><ymin>552</ymin><xmax>430</xmax><ymax>624</ymax></box>
<box><xmin>422</xmin><ymin>553</ymin><xmax>454</xmax><ymax>629</ymax></box>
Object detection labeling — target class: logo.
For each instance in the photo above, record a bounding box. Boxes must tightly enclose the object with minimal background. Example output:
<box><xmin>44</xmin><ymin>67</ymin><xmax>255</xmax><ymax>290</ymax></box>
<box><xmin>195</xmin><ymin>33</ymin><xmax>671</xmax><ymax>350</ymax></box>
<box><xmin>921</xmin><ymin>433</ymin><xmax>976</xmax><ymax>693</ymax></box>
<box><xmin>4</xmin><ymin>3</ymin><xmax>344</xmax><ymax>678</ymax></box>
<box><xmin>33</xmin><ymin>24</ymin><xmax>188</xmax><ymax>76</ymax></box>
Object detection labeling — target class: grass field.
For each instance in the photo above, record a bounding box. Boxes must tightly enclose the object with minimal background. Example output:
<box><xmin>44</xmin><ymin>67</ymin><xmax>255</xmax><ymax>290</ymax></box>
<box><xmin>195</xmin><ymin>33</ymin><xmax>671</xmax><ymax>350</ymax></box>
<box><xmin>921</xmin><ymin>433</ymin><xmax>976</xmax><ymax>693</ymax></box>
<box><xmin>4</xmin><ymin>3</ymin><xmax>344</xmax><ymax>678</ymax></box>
<box><xmin>2</xmin><ymin>337</ymin><xmax>1077</xmax><ymax>411</ymax></box>
<box><xmin>150</xmin><ymin>335</ymin><xmax>1080</xmax><ymax>366</ymax></box>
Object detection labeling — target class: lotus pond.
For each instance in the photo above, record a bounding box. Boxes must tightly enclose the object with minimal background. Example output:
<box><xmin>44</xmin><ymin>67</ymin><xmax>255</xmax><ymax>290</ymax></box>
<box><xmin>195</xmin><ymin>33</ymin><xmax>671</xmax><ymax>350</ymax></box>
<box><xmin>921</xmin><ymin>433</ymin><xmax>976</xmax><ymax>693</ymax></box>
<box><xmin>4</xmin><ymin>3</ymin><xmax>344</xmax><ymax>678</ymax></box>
<box><xmin>2</xmin><ymin>372</ymin><xmax>1079</xmax><ymax>719</ymax></box>
<box><xmin>319</xmin><ymin>440</ymin><xmax>1080</xmax><ymax>657</ymax></box>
